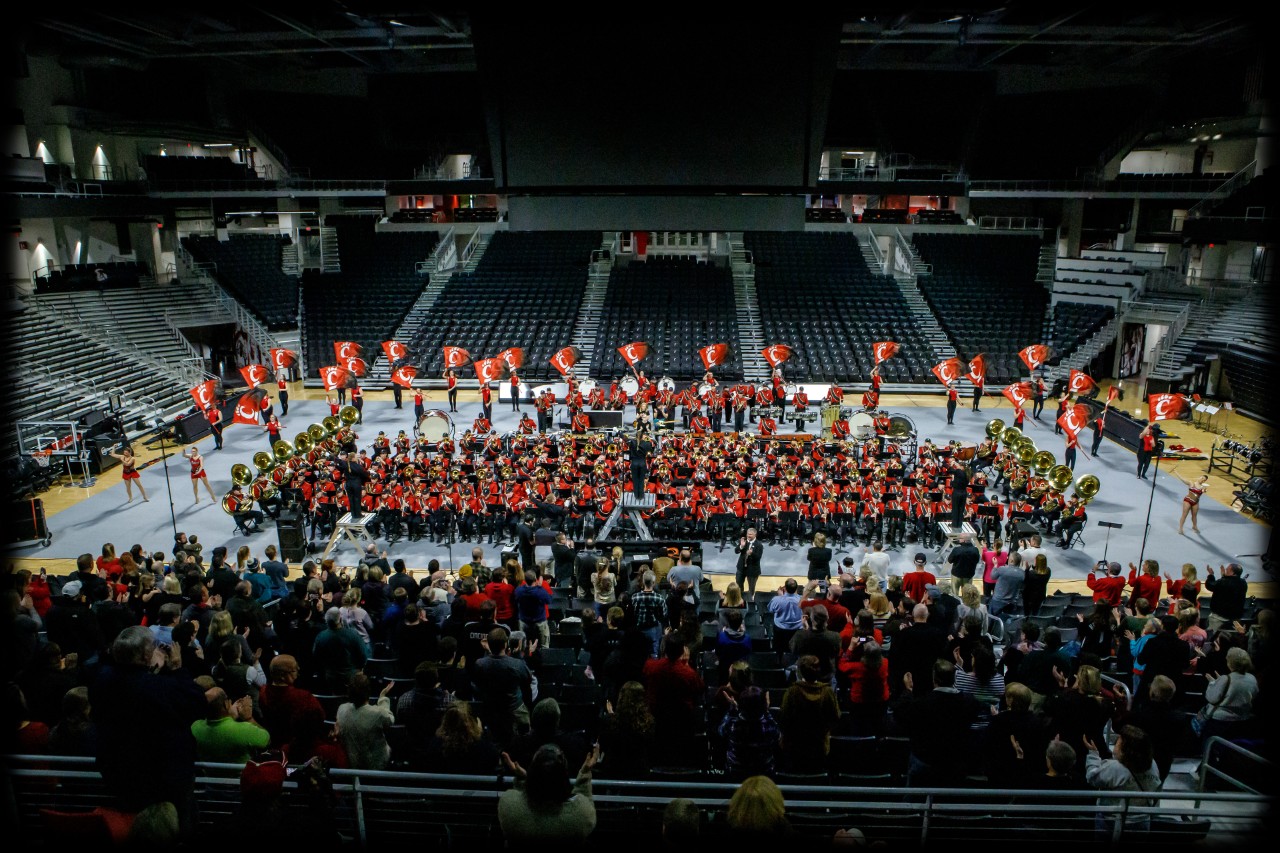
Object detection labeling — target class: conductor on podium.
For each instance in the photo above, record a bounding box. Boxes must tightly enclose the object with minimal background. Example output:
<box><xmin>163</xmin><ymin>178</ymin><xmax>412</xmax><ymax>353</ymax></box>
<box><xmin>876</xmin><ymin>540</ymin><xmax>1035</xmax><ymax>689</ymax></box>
<box><xmin>948</xmin><ymin>458</ymin><xmax>970</xmax><ymax>527</ymax></box>
<box><xmin>628</xmin><ymin>432</ymin><xmax>654</xmax><ymax>496</ymax></box>
<box><xmin>338</xmin><ymin>451</ymin><xmax>369</xmax><ymax>513</ymax></box>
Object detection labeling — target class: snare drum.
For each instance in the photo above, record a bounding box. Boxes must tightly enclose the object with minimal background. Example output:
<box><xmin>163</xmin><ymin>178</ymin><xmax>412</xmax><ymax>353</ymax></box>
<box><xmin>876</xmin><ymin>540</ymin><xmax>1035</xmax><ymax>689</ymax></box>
<box><xmin>620</xmin><ymin>376</ymin><xmax>639</xmax><ymax>396</ymax></box>
<box><xmin>850</xmin><ymin>411</ymin><xmax>876</xmax><ymax>440</ymax></box>
<box><xmin>416</xmin><ymin>409</ymin><xmax>454</xmax><ymax>443</ymax></box>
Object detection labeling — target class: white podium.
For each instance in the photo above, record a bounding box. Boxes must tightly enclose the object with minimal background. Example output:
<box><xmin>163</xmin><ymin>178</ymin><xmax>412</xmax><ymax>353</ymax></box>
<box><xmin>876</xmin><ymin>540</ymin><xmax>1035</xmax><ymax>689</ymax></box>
<box><xmin>935</xmin><ymin>521</ymin><xmax>977</xmax><ymax>562</ymax></box>
<box><xmin>323</xmin><ymin>511</ymin><xmax>379</xmax><ymax>559</ymax></box>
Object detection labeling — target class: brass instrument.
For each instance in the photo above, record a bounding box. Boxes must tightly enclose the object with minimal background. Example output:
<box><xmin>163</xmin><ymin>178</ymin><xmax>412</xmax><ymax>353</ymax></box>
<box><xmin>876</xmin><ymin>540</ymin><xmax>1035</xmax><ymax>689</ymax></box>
<box><xmin>252</xmin><ymin>451</ymin><xmax>275</xmax><ymax>474</ymax></box>
<box><xmin>335</xmin><ymin>427</ymin><xmax>354</xmax><ymax>444</ymax></box>
<box><xmin>606</xmin><ymin>441</ymin><xmax>619</xmax><ymax>456</ymax></box>
<box><xmin>339</xmin><ymin>405</ymin><xmax>360</xmax><ymax>425</ymax></box>
<box><xmin>1028</xmin><ymin>479</ymin><xmax>1049</xmax><ymax>500</ymax></box>
<box><xmin>986</xmin><ymin>418</ymin><xmax>1006</xmax><ymax>439</ymax></box>
<box><xmin>220</xmin><ymin>493</ymin><xmax>241</xmax><ymax>514</ymax></box>
<box><xmin>250</xmin><ymin>478</ymin><xmax>276</xmax><ymax>501</ymax></box>
<box><xmin>294</xmin><ymin>433</ymin><xmax>314</xmax><ymax>455</ymax></box>
<box><xmin>1001</xmin><ymin>425</ymin><xmax>1023</xmax><ymax>446</ymax></box>
<box><xmin>430</xmin><ymin>464</ymin><xmax>443</xmax><ymax>480</ymax></box>
<box><xmin>450</xmin><ymin>468</ymin><xmax>463</xmax><ymax>482</ymax></box>
<box><xmin>308</xmin><ymin>423</ymin><xmax>327</xmax><ymax>443</ymax></box>
<box><xmin>231</xmin><ymin>463</ymin><xmax>254</xmax><ymax>486</ymax></box>
<box><xmin>502</xmin><ymin>464</ymin><xmax>516</xmax><ymax>480</ymax></box>
<box><xmin>1016</xmin><ymin>443</ymin><xmax>1036</xmax><ymax>466</ymax></box>
<box><xmin>536</xmin><ymin>467</ymin><xmax>549</xmax><ymax>481</ymax></box>
<box><xmin>401</xmin><ymin>464</ymin><xmax>417</xmax><ymax>478</ymax></box>
<box><xmin>1011</xmin><ymin>473</ymin><xmax>1028</xmax><ymax>491</ymax></box>
<box><xmin>272</xmin><ymin>440</ymin><xmax>294</xmax><ymax>463</ymax></box>
<box><xmin>321</xmin><ymin>415</ymin><xmax>340</xmax><ymax>434</ymax></box>
<box><xmin>1048</xmin><ymin>464</ymin><xmax>1075</xmax><ymax>492</ymax></box>
<box><xmin>1041</xmin><ymin>491</ymin><xmax>1062</xmax><ymax>512</ymax></box>
<box><xmin>1074</xmin><ymin>473</ymin><xmax>1101</xmax><ymax>503</ymax></box>
<box><xmin>1032</xmin><ymin>450</ymin><xmax>1056</xmax><ymax>475</ymax></box>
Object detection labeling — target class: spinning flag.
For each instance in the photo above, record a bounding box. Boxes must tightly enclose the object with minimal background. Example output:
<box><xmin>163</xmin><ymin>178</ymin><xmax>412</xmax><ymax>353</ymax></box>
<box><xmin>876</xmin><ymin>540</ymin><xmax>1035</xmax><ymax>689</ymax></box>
<box><xmin>761</xmin><ymin>344</ymin><xmax>794</xmax><ymax>368</ymax></box>
<box><xmin>1002</xmin><ymin>381</ymin><xmax>1033</xmax><ymax>409</ymax></box>
<box><xmin>872</xmin><ymin>341</ymin><xmax>899</xmax><ymax>365</ymax></box>
<box><xmin>382</xmin><ymin>341</ymin><xmax>408</xmax><ymax>365</ymax></box>
<box><xmin>931</xmin><ymin>357</ymin><xmax>963</xmax><ymax>385</ymax></box>
<box><xmin>189</xmin><ymin>379</ymin><xmax>218</xmax><ymax>411</ymax></box>
<box><xmin>318</xmin><ymin>365</ymin><xmax>350</xmax><ymax>391</ymax></box>
<box><xmin>1106</xmin><ymin>386</ymin><xmax>1120</xmax><ymax>406</ymax></box>
<box><xmin>343</xmin><ymin>357</ymin><xmax>368</xmax><ymax>378</ymax></box>
<box><xmin>1068</xmin><ymin>369</ymin><xmax>1097</xmax><ymax>395</ymax></box>
<box><xmin>699</xmin><ymin>343</ymin><xmax>731</xmax><ymax>371</ymax></box>
<box><xmin>550</xmin><ymin>346</ymin><xmax>581</xmax><ymax>376</ymax></box>
<box><xmin>334</xmin><ymin>341</ymin><xmax>363</xmax><ymax>362</ymax></box>
<box><xmin>1148</xmin><ymin>393</ymin><xmax>1191</xmax><ymax>423</ymax></box>
<box><xmin>499</xmin><ymin>347</ymin><xmax>526</xmax><ymax>373</ymax></box>
<box><xmin>618</xmin><ymin>342</ymin><xmax>650</xmax><ymax>368</ymax></box>
<box><xmin>1018</xmin><ymin>344</ymin><xmax>1050</xmax><ymax>371</ymax></box>
<box><xmin>390</xmin><ymin>365</ymin><xmax>418</xmax><ymax>388</ymax></box>
<box><xmin>442</xmin><ymin>346</ymin><xmax>472</xmax><ymax>369</ymax></box>
<box><xmin>474</xmin><ymin>357</ymin><xmax>504</xmax><ymax>384</ymax></box>
<box><xmin>239</xmin><ymin>364</ymin><xmax>269</xmax><ymax>388</ymax></box>
<box><xmin>967</xmin><ymin>354</ymin><xmax>987</xmax><ymax>385</ymax></box>
<box><xmin>233</xmin><ymin>388</ymin><xmax>267</xmax><ymax>425</ymax></box>
<box><xmin>269</xmin><ymin>348</ymin><xmax>297</xmax><ymax>373</ymax></box>
<box><xmin>1057</xmin><ymin>403</ymin><xmax>1090</xmax><ymax>436</ymax></box>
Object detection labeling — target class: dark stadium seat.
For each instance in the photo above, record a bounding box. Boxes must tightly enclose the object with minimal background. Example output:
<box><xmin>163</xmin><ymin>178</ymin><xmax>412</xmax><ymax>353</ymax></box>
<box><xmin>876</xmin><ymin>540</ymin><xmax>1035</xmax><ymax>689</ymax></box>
<box><xmin>184</xmin><ymin>234</ymin><xmax>300</xmax><ymax>330</ymax></box>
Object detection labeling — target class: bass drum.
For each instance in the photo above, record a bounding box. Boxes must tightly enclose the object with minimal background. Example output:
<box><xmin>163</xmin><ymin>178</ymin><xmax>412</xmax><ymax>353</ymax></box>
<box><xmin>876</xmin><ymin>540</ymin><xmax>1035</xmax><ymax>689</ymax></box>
<box><xmin>886</xmin><ymin>413</ymin><xmax>916</xmax><ymax>439</ymax></box>
<box><xmin>849</xmin><ymin>411</ymin><xmax>876</xmax><ymax>440</ymax></box>
<box><xmin>783</xmin><ymin>383</ymin><xmax>799</xmax><ymax>398</ymax></box>
<box><xmin>577</xmin><ymin>378</ymin><xmax>598</xmax><ymax>397</ymax></box>
<box><xmin>416</xmin><ymin>409</ymin><xmax>454</xmax><ymax>443</ymax></box>
<box><xmin>620</xmin><ymin>376</ymin><xmax>640</xmax><ymax>396</ymax></box>
<box><xmin>657</xmin><ymin>375</ymin><xmax>676</xmax><ymax>392</ymax></box>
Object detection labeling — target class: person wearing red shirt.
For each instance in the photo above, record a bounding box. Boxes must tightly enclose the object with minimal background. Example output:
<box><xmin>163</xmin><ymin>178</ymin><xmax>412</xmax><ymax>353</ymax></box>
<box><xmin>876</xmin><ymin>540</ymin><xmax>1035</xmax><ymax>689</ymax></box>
<box><xmin>480</xmin><ymin>382</ymin><xmax>493</xmax><ymax>422</ymax></box>
<box><xmin>509</xmin><ymin>372</ymin><xmax>522</xmax><ymax>412</ymax></box>
<box><xmin>802</xmin><ymin>587</ymin><xmax>850</xmax><ymax>633</ymax></box>
<box><xmin>485</xmin><ymin>565</ymin><xmax>518</xmax><ymax>630</ymax></box>
<box><xmin>946</xmin><ymin>382</ymin><xmax>959</xmax><ymax>425</ymax></box>
<box><xmin>444</xmin><ymin>369</ymin><xmax>458</xmax><ymax>413</ymax></box>
<box><xmin>1087</xmin><ymin>561</ymin><xmax>1128</xmax><ymax>605</ymax></box>
<box><xmin>1128</xmin><ymin>560</ymin><xmax>1164</xmax><ymax>610</ymax></box>
<box><xmin>207</xmin><ymin>403</ymin><xmax>224</xmax><ymax>450</ymax></box>
<box><xmin>901</xmin><ymin>557</ymin><xmax>937</xmax><ymax>602</ymax></box>
<box><xmin>258</xmin><ymin>654</ymin><xmax>325</xmax><ymax>751</ymax></box>
<box><xmin>758</xmin><ymin>416</ymin><xmax>777</xmax><ymax>437</ymax></box>
<box><xmin>643</xmin><ymin>637</ymin><xmax>705</xmax><ymax>738</ymax></box>
<box><xmin>838</xmin><ymin>642</ymin><xmax>890</xmax><ymax>732</ymax></box>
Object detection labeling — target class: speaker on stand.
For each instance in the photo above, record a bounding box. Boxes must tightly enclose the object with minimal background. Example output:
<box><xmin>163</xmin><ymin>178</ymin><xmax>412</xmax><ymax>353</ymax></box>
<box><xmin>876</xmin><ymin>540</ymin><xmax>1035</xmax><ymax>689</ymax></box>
<box><xmin>277</xmin><ymin>510</ymin><xmax>307</xmax><ymax>562</ymax></box>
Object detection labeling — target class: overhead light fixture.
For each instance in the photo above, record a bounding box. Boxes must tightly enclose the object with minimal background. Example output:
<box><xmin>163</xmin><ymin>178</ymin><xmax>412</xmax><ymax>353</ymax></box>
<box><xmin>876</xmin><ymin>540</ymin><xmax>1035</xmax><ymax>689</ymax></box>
<box><xmin>204</xmin><ymin>143</ymin><xmax>235</xmax><ymax>148</ymax></box>
<box><xmin>1212</xmin><ymin>134</ymin><xmax>1222</xmax><ymax>140</ymax></box>
<box><xmin>388</xmin><ymin>19</ymin><xmax>407</xmax><ymax>27</ymax></box>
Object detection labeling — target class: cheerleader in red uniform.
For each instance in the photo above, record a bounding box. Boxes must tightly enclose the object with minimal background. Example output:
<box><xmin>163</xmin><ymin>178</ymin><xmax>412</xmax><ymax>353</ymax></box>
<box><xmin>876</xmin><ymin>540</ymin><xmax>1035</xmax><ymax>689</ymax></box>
<box><xmin>263</xmin><ymin>414</ymin><xmax>284</xmax><ymax>450</ymax></box>
<box><xmin>109</xmin><ymin>446</ymin><xmax>149</xmax><ymax>502</ymax></box>
<box><xmin>444</xmin><ymin>369</ymin><xmax>458</xmax><ymax>413</ymax></box>
<box><xmin>1179</xmin><ymin>473</ymin><xmax>1208</xmax><ymax>535</ymax></box>
<box><xmin>183</xmin><ymin>446</ymin><xmax>217</xmax><ymax>504</ymax></box>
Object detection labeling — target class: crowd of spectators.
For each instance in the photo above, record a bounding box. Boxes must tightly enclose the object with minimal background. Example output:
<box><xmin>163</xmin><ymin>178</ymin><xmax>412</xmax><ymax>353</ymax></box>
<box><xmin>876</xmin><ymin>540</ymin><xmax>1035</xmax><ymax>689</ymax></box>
<box><xmin>3</xmin><ymin>529</ymin><xmax>1273</xmax><ymax>844</ymax></box>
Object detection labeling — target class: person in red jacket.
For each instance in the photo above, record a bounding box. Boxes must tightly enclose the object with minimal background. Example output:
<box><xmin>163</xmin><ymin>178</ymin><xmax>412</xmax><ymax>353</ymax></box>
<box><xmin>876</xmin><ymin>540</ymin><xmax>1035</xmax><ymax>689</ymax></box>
<box><xmin>485</xmin><ymin>564</ymin><xmax>518</xmax><ymax>631</ymax></box>
<box><xmin>643</xmin><ymin>636</ymin><xmax>705</xmax><ymax>740</ymax></box>
<box><xmin>1127</xmin><ymin>559</ymin><xmax>1164</xmax><ymax>611</ymax></box>
<box><xmin>1087</xmin><ymin>560</ymin><xmax>1127</xmax><ymax>605</ymax></box>
<box><xmin>901</xmin><ymin>555</ymin><xmax>936</xmax><ymax>602</ymax></box>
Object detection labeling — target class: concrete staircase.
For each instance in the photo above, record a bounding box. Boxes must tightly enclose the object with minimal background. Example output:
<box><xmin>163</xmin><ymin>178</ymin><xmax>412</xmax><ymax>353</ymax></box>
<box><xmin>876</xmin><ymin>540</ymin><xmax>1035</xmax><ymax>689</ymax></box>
<box><xmin>281</xmin><ymin>242</ymin><xmax>300</xmax><ymax>277</ymax></box>
<box><xmin>570</xmin><ymin>239</ymin><xmax>613</xmax><ymax>377</ymax></box>
<box><xmin>884</xmin><ymin>231</ymin><xmax>970</xmax><ymax>393</ymax></box>
<box><xmin>729</xmin><ymin>236</ymin><xmax>769</xmax><ymax>382</ymax></box>
<box><xmin>1056</xmin><ymin>314</ymin><xmax>1122</xmax><ymax>377</ymax></box>
<box><xmin>1036</xmin><ymin>241</ymin><xmax>1057</xmax><ymax>289</ymax></box>
<box><xmin>320</xmin><ymin>225</ymin><xmax>341</xmax><ymax>274</ymax></box>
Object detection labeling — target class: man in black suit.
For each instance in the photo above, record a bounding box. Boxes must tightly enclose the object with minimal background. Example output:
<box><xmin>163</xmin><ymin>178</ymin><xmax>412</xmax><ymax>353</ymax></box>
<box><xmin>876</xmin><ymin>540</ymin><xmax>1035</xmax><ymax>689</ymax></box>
<box><xmin>946</xmin><ymin>532</ymin><xmax>981</xmax><ymax>595</ymax></box>
<box><xmin>948</xmin><ymin>460</ymin><xmax>970</xmax><ymax>528</ymax></box>
<box><xmin>734</xmin><ymin>527</ymin><xmax>763</xmax><ymax>600</ymax></box>
<box><xmin>337</xmin><ymin>452</ymin><xmax>369</xmax><ymax>518</ymax></box>
<box><xmin>515</xmin><ymin>513</ymin><xmax>537</xmax><ymax>574</ymax></box>
<box><xmin>627</xmin><ymin>432</ymin><xmax>653</xmax><ymax>497</ymax></box>
<box><xmin>887</xmin><ymin>604</ymin><xmax>948</xmax><ymax>699</ymax></box>
<box><xmin>551</xmin><ymin>532</ymin><xmax>578</xmax><ymax>588</ymax></box>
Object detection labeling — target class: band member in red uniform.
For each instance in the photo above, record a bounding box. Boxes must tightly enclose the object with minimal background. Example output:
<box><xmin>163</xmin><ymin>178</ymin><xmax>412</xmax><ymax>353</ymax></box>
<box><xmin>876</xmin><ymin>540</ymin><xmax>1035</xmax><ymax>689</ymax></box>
<box><xmin>351</xmin><ymin>383</ymin><xmax>364</xmax><ymax>423</ymax></box>
<box><xmin>259</xmin><ymin>392</ymin><xmax>273</xmax><ymax>424</ymax></box>
<box><xmin>832</xmin><ymin>416</ymin><xmax>850</xmax><ymax>441</ymax></box>
<box><xmin>207</xmin><ymin>403</ymin><xmax>224</xmax><ymax>450</ymax></box>
<box><xmin>518</xmin><ymin>413</ymin><xmax>536</xmax><ymax>435</ymax></box>
<box><xmin>825</xmin><ymin>384</ymin><xmax>844</xmax><ymax>407</ymax></box>
<box><xmin>327</xmin><ymin>394</ymin><xmax>340</xmax><ymax>418</ymax></box>
<box><xmin>771</xmin><ymin>368</ymin><xmax>785</xmax><ymax>408</ymax></box>
<box><xmin>753</xmin><ymin>384</ymin><xmax>773</xmax><ymax>424</ymax></box>
<box><xmin>690</xmin><ymin>411</ymin><xmax>712</xmax><ymax>435</ymax></box>
<box><xmin>1179</xmin><ymin>473</ymin><xmax>1208</xmax><ymax>535</ymax></box>
<box><xmin>1063</xmin><ymin>427</ymin><xmax>1080</xmax><ymax>471</ymax></box>
<box><xmin>732</xmin><ymin>388</ymin><xmax>749</xmax><ymax>433</ymax></box>
<box><xmin>870</xmin><ymin>365</ymin><xmax>883</xmax><ymax>395</ymax></box>
<box><xmin>277</xmin><ymin>372</ymin><xmax>289</xmax><ymax>416</ymax></box>
<box><xmin>264</xmin><ymin>414</ymin><xmax>284</xmax><ymax>450</ymax></box>
<box><xmin>946</xmin><ymin>382</ymin><xmax>958</xmax><ymax>425</ymax></box>
<box><xmin>573</xmin><ymin>411</ymin><xmax>591</xmax><ymax>434</ymax></box>
<box><xmin>183</xmin><ymin>446</ymin><xmax>217</xmax><ymax>504</ymax></box>
<box><xmin>759</xmin><ymin>414</ymin><xmax>777</xmax><ymax>436</ymax></box>
<box><xmin>445</xmin><ymin>369</ymin><xmax>458</xmax><ymax>412</ymax></box>
<box><xmin>109</xmin><ymin>446</ymin><xmax>149</xmax><ymax>502</ymax></box>
<box><xmin>473</xmin><ymin>416</ymin><xmax>492</xmax><ymax>434</ymax></box>
<box><xmin>792</xmin><ymin>388</ymin><xmax>810</xmax><ymax>432</ymax></box>
<box><xmin>1013</xmin><ymin>404</ymin><xmax>1026</xmax><ymax>431</ymax></box>
<box><xmin>480</xmin><ymin>381</ymin><xmax>493</xmax><ymax>422</ymax></box>
<box><xmin>510</xmin><ymin>371</ymin><xmax>522</xmax><ymax>411</ymax></box>
<box><xmin>707</xmin><ymin>388</ymin><xmax>725</xmax><ymax>433</ymax></box>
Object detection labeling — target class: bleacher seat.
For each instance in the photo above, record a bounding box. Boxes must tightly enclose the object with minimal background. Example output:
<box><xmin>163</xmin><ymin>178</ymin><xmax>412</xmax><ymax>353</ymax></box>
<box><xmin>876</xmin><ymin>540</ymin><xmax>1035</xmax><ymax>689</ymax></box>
<box><xmin>913</xmin><ymin>233</ymin><xmax>1047</xmax><ymax>384</ymax></box>
<box><xmin>595</xmin><ymin>257</ymin><xmax>743</xmax><ymax>383</ymax></box>
<box><xmin>184</xmin><ymin>234</ymin><xmax>299</xmax><ymax>330</ymax></box>
<box><xmin>1047</xmin><ymin>301</ymin><xmax>1114</xmax><ymax>364</ymax></box>
<box><xmin>405</xmin><ymin>231</ymin><xmax>597</xmax><ymax>382</ymax></box>
<box><xmin>744</xmin><ymin>232</ymin><xmax>933</xmax><ymax>383</ymax></box>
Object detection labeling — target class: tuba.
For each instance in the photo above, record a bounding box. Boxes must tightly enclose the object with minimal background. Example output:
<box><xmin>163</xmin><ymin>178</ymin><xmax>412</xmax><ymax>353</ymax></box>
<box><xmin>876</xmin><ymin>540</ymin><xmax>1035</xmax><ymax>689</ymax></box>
<box><xmin>1016</xmin><ymin>443</ymin><xmax>1037</xmax><ymax>466</ymax></box>
<box><xmin>220</xmin><ymin>492</ymin><xmax>242</xmax><ymax>515</ymax></box>
<box><xmin>321</xmin><ymin>415</ymin><xmax>340</xmax><ymax>435</ymax></box>
<box><xmin>339</xmin><ymin>405</ymin><xmax>360</xmax><ymax>425</ymax></box>
<box><xmin>986</xmin><ymin>418</ymin><xmax>1006</xmax><ymax>440</ymax></box>
<box><xmin>1032</xmin><ymin>450</ymin><xmax>1056</xmax><ymax>475</ymax></box>
<box><xmin>1074</xmin><ymin>473</ymin><xmax>1101</xmax><ymax>503</ymax></box>
<box><xmin>308</xmin><ymin>423</ymin><xmax>327</xmax><ymax>443</ymax></box>
<box><xmin>1000</xmin><ymin>425</ymin><xmax>1023</xmax><ymax>447</ymax></box>
<box><xmin>1048</xmin><ymin>464</ymin><xmax>1074</xmax><ymax>493</ymax></box>
<box><xmin>252</xmin><ymin>451</ymin><xmax>276</xmax><ymax>474</ymax></box>
<box><xmin>231</xmin><ymin>463</ymin><xmax>254</xmax><ymax>486</ymax></box>
<box><xmin>1041</xmin><ymin>491</ymin><xmax>1061</xmax><ymax>513</ymax></box>
<box><xmin>273</xmin><ymin>439</ymin><xmax>294</xmax><ymax>464</ymax></box>
<box><xmin>294</xmin><ymin>433</ymin><xmax>314</xmax><ymax>455</ymax></box>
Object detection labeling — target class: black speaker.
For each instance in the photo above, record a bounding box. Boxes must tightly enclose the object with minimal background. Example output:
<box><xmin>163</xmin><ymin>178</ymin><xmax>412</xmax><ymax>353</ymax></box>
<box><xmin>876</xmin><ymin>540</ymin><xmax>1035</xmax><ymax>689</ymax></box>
<box><xmin>174</xmin><ymin>412</ymin><xmax>211</xmax><ymax>444</ymax></box>
<box><xmin>277</xmin><ymin>511</ymin><xmax>307</xmax><ymax>562</ymax></box>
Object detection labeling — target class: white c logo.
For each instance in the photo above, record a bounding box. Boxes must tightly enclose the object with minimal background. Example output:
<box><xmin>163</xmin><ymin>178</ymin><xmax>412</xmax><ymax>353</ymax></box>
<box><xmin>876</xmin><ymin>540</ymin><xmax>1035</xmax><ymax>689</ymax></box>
<box><xmin>626</xmin><ymin>346</ymin><xmax>637</xmax><ymax>362</ymax></box>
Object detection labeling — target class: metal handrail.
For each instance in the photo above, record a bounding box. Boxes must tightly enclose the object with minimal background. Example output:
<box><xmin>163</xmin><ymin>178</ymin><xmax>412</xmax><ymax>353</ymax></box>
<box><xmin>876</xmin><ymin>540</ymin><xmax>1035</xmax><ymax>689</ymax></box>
<box><xmin>1187</xmin><ymin>159</ymin><xmax>1258</xmax><ymax>220</ymax></box>
<box><xmin>862</xmin><ymin>224</ymin><xmax>886</xmax><ymax>272</ymax></box>
<box><xmin>1197</xmin><ymin>735</ymin><xmax>1271</xmax><ymax>802</ymax></box>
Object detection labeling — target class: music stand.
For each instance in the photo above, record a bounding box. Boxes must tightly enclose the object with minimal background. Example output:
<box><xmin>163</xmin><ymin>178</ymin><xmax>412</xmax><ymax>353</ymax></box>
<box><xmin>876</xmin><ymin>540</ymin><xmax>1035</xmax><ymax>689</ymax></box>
<box><xmin>710</xmin><ymin>512</ymin><xmax>737</xmax><ymax>550</ymax></box>
<box><xmin>976</xmin><ymin>505</ymin><xmax>1001</xmax><ymax>544</ymax></box>
<box><xmin>1098</xmin><ymin>520</ymin><xmax>1123</xmax><ymax>563</ymax></box>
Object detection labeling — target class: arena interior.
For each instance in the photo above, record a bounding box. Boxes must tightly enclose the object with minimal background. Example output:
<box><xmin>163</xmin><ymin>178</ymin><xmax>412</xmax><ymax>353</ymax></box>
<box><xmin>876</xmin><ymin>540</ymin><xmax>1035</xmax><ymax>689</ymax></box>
<box><xmin>4</xmin><ymin>6</ymin><xmax>1276</xmax><ymax>847</ymax></box>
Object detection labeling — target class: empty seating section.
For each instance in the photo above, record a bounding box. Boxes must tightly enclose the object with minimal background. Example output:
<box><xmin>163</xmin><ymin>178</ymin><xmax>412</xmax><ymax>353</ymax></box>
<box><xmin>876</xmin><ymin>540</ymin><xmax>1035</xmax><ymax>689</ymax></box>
<box><xmin>596</xmin><ymin>258</ymin><xmax>743</xmax><ymax>382</ymax></box>
<box><xmin>34</xmin><ymin>262</ymin><xmax>148</xmax><ymax>293</ymax></box>
<box><xmin>143</xmin><ymin>155</ymin><xmax>256</xmax><ymax>182</ymax></box>
<box><xmin>913</xmin><ymin>234</ymin><xmax>1047</xmax><ymax>384</ymax></box>
<box><xmin>406</xmin><ymin>231</ymin><xmax>596</xmax><ymax>381</ymax></box>
<box><xmin>745</xmin><ymin>232</ymin><xmax>932</xmax><ymax>383</ymax></box>
<box><xmin>183</xmin><ymin>235</ymin><xmax>299</xmax><ymax>329</ymax></box>
<box><xmin>301</xmin><ymin>219</ymin><xmax>439</xmax><ymax>376</ymax></box>
<box><xmin>1047</xmin><ymin>301</ymin><xmax>1114</xmax><ymax>364</ymax></box>
<box><xmin>1220</xmin><ymin>345</ymin><xmax>1267</xmax><ymax>418</ymax></box>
